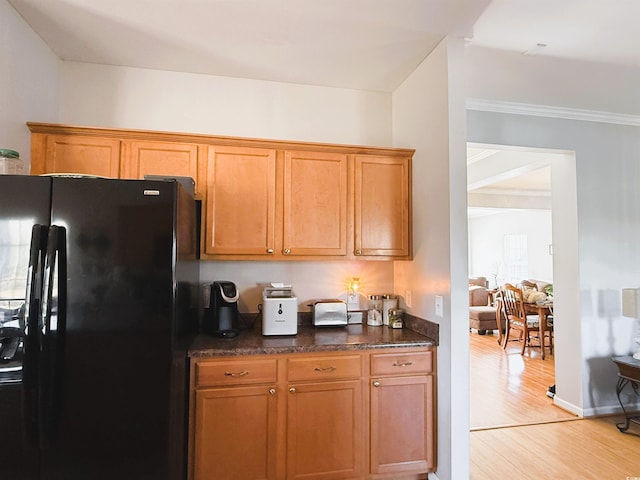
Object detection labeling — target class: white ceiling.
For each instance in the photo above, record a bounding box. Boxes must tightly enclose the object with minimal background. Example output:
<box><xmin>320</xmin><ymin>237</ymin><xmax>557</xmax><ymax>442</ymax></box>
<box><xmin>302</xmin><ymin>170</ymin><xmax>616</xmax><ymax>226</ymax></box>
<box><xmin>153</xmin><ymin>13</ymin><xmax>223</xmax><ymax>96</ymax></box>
<box><xmin>470</xmin><ymin>0</ymin><xmax>640</xmax><ymax>70</ymax></box>
<box><xmin>466</xmin><ymin>146</ymin><xmax>555</xmax><ymax>218</ymax></box>
<box><xmin>7</xmin><ymin>0</ymin><xmax>490</xmax><ymax>92</ymax></box>
<box><xmin>8</xmin><ymin>0</ymin><xmax>640</xmax><ymax>92</ymax></box>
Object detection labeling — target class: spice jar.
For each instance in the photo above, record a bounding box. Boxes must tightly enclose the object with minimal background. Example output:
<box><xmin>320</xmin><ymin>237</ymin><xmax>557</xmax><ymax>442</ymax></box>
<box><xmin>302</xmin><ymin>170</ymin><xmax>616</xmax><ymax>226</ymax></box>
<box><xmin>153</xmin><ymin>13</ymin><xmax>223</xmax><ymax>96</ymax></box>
<box><xmin>367</xmin><ymin>295</ymin><xmax>383</xmax><ymax>326</ymax></box>
<box><xmin>389</xmin><ymin>309</ymin><xmax>405</xmax><ymax>329</ymax></box>
<box><xmin>0</xmin><ymin>149</ymin><xmax>21</xmax><ymax>174</ymax></box>
<box><xmin>382</xmin><ymin>294</ymin><xmax>398</xmax><ymax>326</ymax></box>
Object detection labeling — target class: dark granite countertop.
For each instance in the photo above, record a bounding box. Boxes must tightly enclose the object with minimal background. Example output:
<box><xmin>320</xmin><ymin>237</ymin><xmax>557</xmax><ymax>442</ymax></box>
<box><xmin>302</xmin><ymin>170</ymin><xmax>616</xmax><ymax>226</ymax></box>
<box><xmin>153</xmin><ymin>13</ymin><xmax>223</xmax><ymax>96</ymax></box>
<box><xmin>189</xmin><ymin>322</ymin><xmax>436</xmax><ymax>358</ymax></box>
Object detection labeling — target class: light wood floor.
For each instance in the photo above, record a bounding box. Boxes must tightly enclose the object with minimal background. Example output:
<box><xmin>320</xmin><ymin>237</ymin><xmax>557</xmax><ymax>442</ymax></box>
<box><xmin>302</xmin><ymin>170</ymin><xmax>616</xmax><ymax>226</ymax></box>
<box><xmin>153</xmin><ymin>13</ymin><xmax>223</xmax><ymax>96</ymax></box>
<box><xmin>470</xmin><ymin>330</ymin><xmax>575</xmax><ymax>430</ymax></box>
<box><xmin>470</xmin><ymin>331</ymin><xmax>640</xmax><ymax>479</ymax></box>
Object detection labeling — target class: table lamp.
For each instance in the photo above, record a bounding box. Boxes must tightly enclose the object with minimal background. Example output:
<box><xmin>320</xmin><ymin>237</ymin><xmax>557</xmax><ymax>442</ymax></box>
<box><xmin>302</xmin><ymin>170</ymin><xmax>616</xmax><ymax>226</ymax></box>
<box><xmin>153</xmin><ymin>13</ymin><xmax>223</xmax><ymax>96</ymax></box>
<box><xmin>622</xmin><ymin>288</ymin><xmax>640</xmax><ymax>360</ymax></box>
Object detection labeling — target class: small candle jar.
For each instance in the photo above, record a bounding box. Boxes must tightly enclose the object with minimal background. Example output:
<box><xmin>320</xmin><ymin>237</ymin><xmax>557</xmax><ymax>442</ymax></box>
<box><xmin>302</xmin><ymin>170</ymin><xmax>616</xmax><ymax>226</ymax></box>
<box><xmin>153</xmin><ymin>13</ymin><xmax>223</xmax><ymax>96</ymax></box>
<box><xmin>0</xmin><ymin>149</ymin><xmax>21</xmax><ymax>174</ymax></box>
<box><xmin>367</xmin><ymin>295</ymin><xmax>383</xmax><ymax>326</ymax></box>
<box><xmin>389</xmin><ymin>309</ymin><xmax>405</xmax><ymax>329</ymax></box>
<box><xmin>382</xmin><ymin>294</ymin><xmax>398</xmax><ymax>326</ymax></box>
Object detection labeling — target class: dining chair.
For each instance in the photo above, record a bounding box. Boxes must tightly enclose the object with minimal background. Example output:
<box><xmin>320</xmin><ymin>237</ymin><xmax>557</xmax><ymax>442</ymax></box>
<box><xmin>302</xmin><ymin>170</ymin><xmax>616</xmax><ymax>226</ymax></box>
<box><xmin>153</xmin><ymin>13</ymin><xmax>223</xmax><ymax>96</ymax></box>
<box><xmin>500</xmin><ymin>283</ymin><xmax>554</xmax><ymax>356</ymax></box>
<box><xmin>493</xmin><ymin>297</ymin><xmax>506</xmax><ymax>346</ymax></box>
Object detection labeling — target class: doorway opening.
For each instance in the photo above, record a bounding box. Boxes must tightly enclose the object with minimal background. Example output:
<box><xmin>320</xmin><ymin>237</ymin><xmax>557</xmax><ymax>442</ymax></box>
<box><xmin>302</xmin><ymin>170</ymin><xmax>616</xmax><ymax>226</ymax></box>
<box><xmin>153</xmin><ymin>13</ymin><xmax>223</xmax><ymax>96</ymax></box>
<box><xmin>467</xmin><ymin>142</ymin><xmax>579</xmax><ymax>429</ymax></box>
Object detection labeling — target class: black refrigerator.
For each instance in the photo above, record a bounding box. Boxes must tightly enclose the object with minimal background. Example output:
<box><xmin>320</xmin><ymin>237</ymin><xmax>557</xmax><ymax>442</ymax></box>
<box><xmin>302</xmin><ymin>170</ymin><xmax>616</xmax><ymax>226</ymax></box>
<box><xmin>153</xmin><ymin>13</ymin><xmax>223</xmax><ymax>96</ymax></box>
<box><xmin>0</xmin><ymin>175</ymin><xmax>199</xmax><ymax>480</ymax></box>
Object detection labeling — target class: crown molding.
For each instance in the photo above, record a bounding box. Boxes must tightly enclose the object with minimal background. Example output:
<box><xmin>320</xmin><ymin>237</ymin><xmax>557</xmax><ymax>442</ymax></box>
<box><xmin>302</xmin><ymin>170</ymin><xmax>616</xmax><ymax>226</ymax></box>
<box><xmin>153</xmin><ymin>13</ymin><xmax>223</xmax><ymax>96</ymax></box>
<box><xmin>466</xmin><ymin>98</ymin><xmax>640</xmax><ymax>127</ymax></box>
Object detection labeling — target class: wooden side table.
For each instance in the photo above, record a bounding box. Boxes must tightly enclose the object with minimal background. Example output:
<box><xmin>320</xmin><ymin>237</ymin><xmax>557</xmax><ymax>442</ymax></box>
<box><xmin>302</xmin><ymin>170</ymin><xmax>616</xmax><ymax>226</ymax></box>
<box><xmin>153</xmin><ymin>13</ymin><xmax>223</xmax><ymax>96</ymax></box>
<box><xmin>612</xmin><ymin>356</ymin><xmax>640</xmax><ymax>432</ymax></box>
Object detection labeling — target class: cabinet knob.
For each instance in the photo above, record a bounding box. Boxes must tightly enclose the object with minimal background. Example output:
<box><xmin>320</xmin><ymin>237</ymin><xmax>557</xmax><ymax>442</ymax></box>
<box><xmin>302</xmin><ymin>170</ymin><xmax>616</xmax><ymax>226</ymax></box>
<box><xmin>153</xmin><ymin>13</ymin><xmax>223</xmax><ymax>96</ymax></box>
<box><xmin>269</xmin><ymin>388</ymin><xmax>276</xmax><ymax>395</ymax></box>
<box><xmin>355</xmin><ymin>249</ymin><xmax>362</xmax><ymax>255</ymax></box>
<box><xmin>266</xmin><ymin>248</ymin><xmax>274</xmax><ymax>254</ymax></box>
<box><xmin>283</xmin><ymin>248</ymin><xmax>291</xmax><ymax>255</ymax></box>
<box><xmin>289</xmin><ymin>387</ymin><xmax>296</xmax><ymax>394</ymax></box>
<box><xmin>373</xmin><ymin>381</ymin><xmax>380</xmax><ymax>387</ymax></box>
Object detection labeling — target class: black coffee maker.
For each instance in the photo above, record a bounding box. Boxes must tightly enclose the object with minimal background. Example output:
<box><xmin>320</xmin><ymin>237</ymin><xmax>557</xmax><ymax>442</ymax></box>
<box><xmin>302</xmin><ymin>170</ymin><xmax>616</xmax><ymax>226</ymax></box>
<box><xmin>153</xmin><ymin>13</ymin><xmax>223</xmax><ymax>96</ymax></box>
<box><xmin>203</xmin><ymin>281</ymin><xmax>240</xmax><ymax>338</ymax></box>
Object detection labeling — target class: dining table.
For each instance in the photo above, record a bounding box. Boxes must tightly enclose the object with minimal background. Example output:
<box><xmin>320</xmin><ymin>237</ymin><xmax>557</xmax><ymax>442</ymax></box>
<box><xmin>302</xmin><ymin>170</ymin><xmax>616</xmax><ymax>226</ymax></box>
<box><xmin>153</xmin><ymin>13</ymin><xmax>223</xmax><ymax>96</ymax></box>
<box><xmin>523</xmin><ymin>301</ymin><xmax>554</xmax><ymax>359</ymax></box>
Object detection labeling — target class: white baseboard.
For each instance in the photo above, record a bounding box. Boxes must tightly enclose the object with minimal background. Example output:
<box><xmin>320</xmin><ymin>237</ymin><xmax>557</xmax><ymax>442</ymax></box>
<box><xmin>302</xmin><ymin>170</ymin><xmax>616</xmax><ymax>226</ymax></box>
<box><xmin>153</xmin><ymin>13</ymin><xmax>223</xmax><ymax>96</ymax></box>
<box><xmin>582</xmin><ymin>402</ymin><xmax>640</xmax><ymax>417</ymax></box>
<box><xmin>553</xmin><ymin>396</ymin><xmax>584</xmax><ymax>417</ymax></box>
<box><xmin>555</xmin><ymin>395</ymin><xmax>640</xmax><ymax>418</ymax></box>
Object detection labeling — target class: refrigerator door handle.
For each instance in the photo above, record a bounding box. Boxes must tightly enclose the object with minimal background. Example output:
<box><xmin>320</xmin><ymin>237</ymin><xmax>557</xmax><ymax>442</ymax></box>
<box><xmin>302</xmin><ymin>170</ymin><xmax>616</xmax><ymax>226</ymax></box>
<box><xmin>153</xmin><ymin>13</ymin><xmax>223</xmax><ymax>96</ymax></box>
<box><xmin>38</xmin><ymin>225</ymin><xmax>66</xmax><ymax>448</ymax></box>
<box><xmin>22</xmin><ymin>224</ymin><xmax>47</xmax><ymax>447</ymax></box>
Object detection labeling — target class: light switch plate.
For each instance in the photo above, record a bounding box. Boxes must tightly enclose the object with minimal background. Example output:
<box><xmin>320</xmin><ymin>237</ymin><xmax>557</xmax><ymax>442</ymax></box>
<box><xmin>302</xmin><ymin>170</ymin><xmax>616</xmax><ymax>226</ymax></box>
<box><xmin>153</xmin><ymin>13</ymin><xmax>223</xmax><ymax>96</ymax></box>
<box><xmin>405</xmin><ymin>290</ymin><xmax>412</xmax><ymax>308</ymax></box>
<box><xmin>435</xmin><ymin>295</ymin><xmax>443</xmax><ymax>317</ymax></box>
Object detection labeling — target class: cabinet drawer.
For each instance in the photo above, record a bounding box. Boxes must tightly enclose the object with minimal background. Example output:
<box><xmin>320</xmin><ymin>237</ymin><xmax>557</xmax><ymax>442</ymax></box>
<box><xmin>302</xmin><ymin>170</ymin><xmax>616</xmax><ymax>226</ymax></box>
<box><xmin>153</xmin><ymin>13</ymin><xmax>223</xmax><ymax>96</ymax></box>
<box><xmin>195</xmin><ymin>358</ymin><xmax>277</xmax><ymax>387</ymax></box>
<box><xmin>370</xmin><ymin>350</ymin><xmax>433</xmax><ymax>376</ymax></box>
<box><xmin>287</xmin><ymin>354</ymin><xmax>361</xmax><ymax>382</ymax></box>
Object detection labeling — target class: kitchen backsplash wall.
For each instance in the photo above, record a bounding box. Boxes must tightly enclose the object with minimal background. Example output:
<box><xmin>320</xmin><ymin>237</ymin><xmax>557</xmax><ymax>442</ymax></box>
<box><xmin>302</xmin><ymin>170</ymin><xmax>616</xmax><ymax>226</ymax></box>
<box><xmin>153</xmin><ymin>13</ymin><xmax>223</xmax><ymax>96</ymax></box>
<box><xmin>200</xmin><ymin>260</ymin><xmax>394</xmax><ymax>313</ymax></box>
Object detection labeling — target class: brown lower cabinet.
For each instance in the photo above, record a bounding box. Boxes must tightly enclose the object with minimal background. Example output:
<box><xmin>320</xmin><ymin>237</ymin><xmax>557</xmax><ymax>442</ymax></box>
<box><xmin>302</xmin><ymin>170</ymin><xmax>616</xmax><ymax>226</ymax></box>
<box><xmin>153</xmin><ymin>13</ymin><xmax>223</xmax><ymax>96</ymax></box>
<box><xmin>189</xmin><ymin>348</ymin><xmax>436</xmax><ymax>480</ymax></box>
<box><xmin>194</xmin><ymin>385</ymin><xmax>279</xmax><ymax>479</ymax></box>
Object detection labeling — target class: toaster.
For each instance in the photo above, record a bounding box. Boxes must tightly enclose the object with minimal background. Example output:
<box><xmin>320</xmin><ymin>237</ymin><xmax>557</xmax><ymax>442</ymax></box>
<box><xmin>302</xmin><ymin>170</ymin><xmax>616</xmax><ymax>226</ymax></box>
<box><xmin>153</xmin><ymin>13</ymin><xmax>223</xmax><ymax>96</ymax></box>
<box><xmin>262</xmin><ymin>285</ymin><xmax>298</xmax><ymax>336</ymax></box>
<box><xmin>312</xmin><ymin>300</ymin><xmax>348</xmax><ymax>327</ymax></box>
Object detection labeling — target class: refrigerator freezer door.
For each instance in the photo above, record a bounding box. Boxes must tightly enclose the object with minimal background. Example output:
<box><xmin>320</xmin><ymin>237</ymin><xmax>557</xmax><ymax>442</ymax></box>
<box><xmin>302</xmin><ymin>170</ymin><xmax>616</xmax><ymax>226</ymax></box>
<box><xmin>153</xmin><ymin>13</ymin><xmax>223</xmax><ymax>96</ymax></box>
<box><xmin>0</xmin><ymin>175</ymin><xmax>52</xmax><ymax>480</ymax></box>
<box><xmin>40</xmin><ymin>177</ymin><xmax>192</xmax><ymax>480</ymax></box>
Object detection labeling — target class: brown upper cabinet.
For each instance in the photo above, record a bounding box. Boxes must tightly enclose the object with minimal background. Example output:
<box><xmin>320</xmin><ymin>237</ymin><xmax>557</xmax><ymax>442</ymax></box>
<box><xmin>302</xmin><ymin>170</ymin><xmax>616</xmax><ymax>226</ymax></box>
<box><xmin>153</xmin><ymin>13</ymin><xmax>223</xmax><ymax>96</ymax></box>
<box><xmin>282</xmin><ymin>150</ymin><xmax>349</xmax><ymax>257</ymax></box>
<box><xmin>121</xmin><ymin>140</ymin><xmax>205</xmax><ymax>197</ymax></box>
<box><xmin>31</xmin><ymin>133</ymin><xmax>121</xmax><ymax>178</ymax></box>
<box><xmin>205</xmin><ymin>145</ymin><xmax>277</xmax><ymax>256</ymax></box>
<box><xmin>204</xmin><ymin>148</ymin><xmax>348</xmax><ymax>259</ymax></box>
<box><xmin>354</xmin><ymin>155</ymin><xmax>412</xmax><ymax>258</ymax></box>
<box><xmin>28</xmin><ymin>122</ymin><xmax>413</xmax><ymax>260</ymax></box>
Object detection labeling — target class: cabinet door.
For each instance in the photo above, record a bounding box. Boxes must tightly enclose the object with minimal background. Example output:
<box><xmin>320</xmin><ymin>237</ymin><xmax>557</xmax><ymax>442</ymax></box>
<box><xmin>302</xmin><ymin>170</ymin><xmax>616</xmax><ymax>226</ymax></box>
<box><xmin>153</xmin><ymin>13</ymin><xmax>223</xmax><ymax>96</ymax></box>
<box><xmin>205</xmin><ymin>146</ymin><xmax>276</xmax><ymax>256</ymax></box>
<box><xmin>194</xmin><ymin>385</ymin><xmax>278</xmax><ymax>480</ymax></box>
<box><xmin>39</xmin><ymin>135</ymin><xmax>121</xmax><ymax>177</ymax></box>
<box><xmin>370</xmin><ymin>375</ymin><xmax>435</xmax><ymax>475</ymax></box>
<box><xmin>286</xmin><ymin>380</ymin><xmax>362</xmax><ymax>480</ymax></box>
<box><xmin>354</xmin><ymin>155</ymin><xmax>411</xmax><ymax>257</ymax></box>
<box><xmin>122</xmin><ymin>140</ymin><xmax>202</xmax><ymax>195</ymax></box>
<box><xmin>282</xmin><ymin>151</ymin><xmax>348</xmax><ymax>257</ymax></box>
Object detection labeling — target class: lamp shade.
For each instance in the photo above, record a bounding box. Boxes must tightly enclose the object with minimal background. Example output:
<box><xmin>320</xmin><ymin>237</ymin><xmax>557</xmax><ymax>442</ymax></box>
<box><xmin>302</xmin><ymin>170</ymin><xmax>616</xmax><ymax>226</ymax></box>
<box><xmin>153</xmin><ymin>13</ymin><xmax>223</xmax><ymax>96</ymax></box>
<box><xmin>622</xmin><ymin>288</ymin><xmax>640</xmax><ymax>318</ymax></box>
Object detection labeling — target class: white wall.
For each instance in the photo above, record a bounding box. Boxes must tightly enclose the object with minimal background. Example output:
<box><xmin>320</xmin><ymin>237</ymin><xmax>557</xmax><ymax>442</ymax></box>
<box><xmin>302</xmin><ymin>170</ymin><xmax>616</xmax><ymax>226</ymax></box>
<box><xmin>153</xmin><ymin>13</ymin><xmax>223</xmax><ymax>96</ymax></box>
<box><xmin>59</xmin><ymin>62</ymin><xmax>392</xmax><ymax>146</ymax></box>
<box><xmin>469</xmin><ymin>209</ymin><xmax>553</xmax><ymax>287</ymax></box>
<box><xmin>0</xmin><ymin>0</ymin><xmax>59</xmax><ymax>168</ymax></box>
<box><xmin>393</xmin><ymin>37</ymin><xmax>469</xmax><ymax>480</ymax></box>
<box><xmin>466</xmin><ymin>45</ymin><xmax>640</xmax><ymax>116</ymax></box>
<box><xmin>549</xmin><ymin>150</ymin><xmax>582</xmax><ymax>415</ymax></box>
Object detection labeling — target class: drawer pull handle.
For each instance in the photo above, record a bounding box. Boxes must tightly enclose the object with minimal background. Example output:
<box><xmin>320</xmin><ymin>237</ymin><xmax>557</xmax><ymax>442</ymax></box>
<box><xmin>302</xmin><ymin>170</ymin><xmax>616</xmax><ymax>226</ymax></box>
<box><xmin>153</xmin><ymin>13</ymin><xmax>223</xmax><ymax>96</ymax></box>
<box><xmin>314</xmin><ymin>366</ymin><xmax>337</xmax><ymax>373</ymax></box>
<box><xmin>266</xmin><ymin>248</ymin><xmax>274</xmax><ymax>254</ymax></box>
<box><xmin>392</xmin><ymin>361</ymin><xmax>413</xmax><ymax>367</ymax></box>
<box><xmin>373</xmin><ymin>381</ymin><xmax>381</xmax><ymax>387</ymax></box>
<box><xmin>269</xmin><ymin>388</ymin><xmax>276</xmax><ymax>395</ymax></box>
<box><xmin>225</xmin><ymin>370</ymin><xmax>249</xmax><ymax>377</ymax></box>
<box><xmin>289</xmin><ymin>387</ymin><xmax>296</xmax><ymax>394</ymax></box>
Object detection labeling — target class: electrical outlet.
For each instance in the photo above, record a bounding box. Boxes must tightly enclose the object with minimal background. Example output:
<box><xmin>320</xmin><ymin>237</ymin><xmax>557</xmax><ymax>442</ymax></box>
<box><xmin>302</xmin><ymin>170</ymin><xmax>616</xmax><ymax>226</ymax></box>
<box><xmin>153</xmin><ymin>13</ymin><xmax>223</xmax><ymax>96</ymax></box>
<box><xmin>405</xmin><ymin>290</ymin><xmax>412</xmax><ymax>308</ymax></box>
<box><xmin>435</xmin><ymin>295</ymin><xmax>443</xmax><ymax>318</ymax></box>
